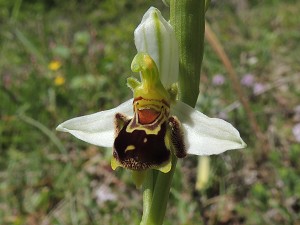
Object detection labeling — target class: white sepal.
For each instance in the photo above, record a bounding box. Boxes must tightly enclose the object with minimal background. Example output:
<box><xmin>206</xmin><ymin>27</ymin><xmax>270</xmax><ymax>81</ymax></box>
<box><xmin>172</xmin><ymin>101</ymin><xmax>247</xmax><ymax>155</ymax></box>
<box><xmin>134</xmin><ymin>7</ymin><xmax>179</xmax><ymax>89</ymax></box>
<box><xmin>56</xmin><ymin>99</ymin><xmax>133</xmax><ymax>147</ymax></box>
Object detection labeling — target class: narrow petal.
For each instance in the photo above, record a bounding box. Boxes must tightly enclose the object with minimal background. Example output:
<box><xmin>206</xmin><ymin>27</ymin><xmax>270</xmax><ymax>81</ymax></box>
<box><xmin>172</xmin><ymin>101</ymin><xmax>247</xmax><ymax>155</ymax></box>
<box><xmin>56</xmin><ymin>99</ymin><xmax>134</xmax><ymax>147</ymax></box>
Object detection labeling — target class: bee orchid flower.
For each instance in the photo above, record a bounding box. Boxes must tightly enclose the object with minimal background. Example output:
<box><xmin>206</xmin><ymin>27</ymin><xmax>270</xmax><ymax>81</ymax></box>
<box><xmin>56</xmin><ymin>7</ymin><xmax>246</xmax><ymax>174</ymax></box>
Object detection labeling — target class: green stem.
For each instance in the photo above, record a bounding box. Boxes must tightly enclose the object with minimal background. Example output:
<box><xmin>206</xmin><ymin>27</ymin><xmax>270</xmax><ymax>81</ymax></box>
<box><xmin>170</xmin><ymin>0</ymin><xmax>205</xmax><ymax>106</ymax></box>
<box><xmin>141</xmin><ymin>156</ymin><xmax>178</xmax><ymax>225</ymax></box>
<box><xmin>140</xmin><ymin>170</ymin><xmax>155</xmax><ymax>225</ymax></box>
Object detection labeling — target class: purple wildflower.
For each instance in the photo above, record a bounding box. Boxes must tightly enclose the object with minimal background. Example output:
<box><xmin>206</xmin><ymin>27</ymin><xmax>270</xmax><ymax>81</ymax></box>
<box><xmin>253</xmin><ymin>83</ymin><xmax>266</xmax><ymax>95</ymax></box>
<box><xmin>241</xmin><ymin>73</ymin><xmax>255</xmax><ymax>87</ymax></box>
<box><xmin>212</xmin><ymin>74</ymin><xmax>225</xmax><ymax>86</ymax></box>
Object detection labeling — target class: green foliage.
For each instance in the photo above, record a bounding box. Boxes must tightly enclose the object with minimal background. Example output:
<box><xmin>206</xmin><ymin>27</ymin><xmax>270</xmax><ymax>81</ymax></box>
<box><xmin>1</xmin><ymin>0</ymin><xmax>300</xmax><ymax>224</ymax></box>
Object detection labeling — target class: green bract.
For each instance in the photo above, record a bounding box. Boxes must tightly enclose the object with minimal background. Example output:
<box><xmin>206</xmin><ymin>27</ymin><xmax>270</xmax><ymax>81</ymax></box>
<box><xmin>56</xmin><ymin>7</ymin><xmax>246</xmax><ymax>175</ymax></box>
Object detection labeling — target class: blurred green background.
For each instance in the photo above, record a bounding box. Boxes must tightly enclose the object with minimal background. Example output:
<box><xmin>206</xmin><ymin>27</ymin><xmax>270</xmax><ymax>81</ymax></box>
<box><xmin>1</xmin><ymin>0</ymin><xmax>300</xmax><ymax>224</ymax></box>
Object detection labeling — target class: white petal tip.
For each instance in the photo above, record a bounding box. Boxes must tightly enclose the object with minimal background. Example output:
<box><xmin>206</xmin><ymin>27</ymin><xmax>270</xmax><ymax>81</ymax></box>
<box><xmin>242</xmin><ymin>141</ymin><xmax>247</xmax><ymax>148</ymax></box>
<box><xmin>237</xmin><ymin>138</ymin><xmax>247</xmax><ymax>150</ymax></box>
<box><xmin>56</xmin><ymin>124</ymin><xmax>65</xmax><ymax>132</ymax></box>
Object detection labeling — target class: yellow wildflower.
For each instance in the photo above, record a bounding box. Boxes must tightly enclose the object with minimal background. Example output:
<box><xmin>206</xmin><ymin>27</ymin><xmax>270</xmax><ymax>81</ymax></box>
<box><xmin>54</xmin><ymin>75</ymin><xmax>65</xmax><ymax>86</ymax></box>
<box><xmin>48</xmin><ymin>60</ymin><xmax>62</xmax><ymax>71</ymax></box>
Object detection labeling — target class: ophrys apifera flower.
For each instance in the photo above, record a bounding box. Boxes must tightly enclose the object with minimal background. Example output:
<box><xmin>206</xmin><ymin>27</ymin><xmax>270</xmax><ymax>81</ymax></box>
<box><xmin>56</xmin><ymin>7</ymin><xmax>246</xmax><ymax>174</ymax></box>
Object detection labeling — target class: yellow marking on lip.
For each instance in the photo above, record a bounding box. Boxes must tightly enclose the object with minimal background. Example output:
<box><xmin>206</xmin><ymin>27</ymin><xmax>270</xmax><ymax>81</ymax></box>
<box><xmin>155</xmin><ymin>160</ymin><xmax>172</xmax><ymax>173</ymax></box>
<box><xmin>125</xmin><ymin>145</ymin><xmax>136</xmax><ymax>152</ymax></box>
<box><xmin>111</xmin><ymin>157</ymin><xmax>122</xmax><ymax>170</ymax></box>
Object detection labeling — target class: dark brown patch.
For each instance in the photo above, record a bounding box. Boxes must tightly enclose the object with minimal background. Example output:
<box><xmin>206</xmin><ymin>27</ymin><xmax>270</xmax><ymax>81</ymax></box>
<box><xmin>168</xmin><ymin>116</ymin><xmax>186</xmax><ymax>158</ymax></box>
<box><xmin>114</xmin><ymin>113</ymin><xmax>130</xmax><ymax>136</ymax></box>
<box><xmin>113</xmin><ymin>121</ymin><xmax>170</xmax><ymax>170</ymax></box>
